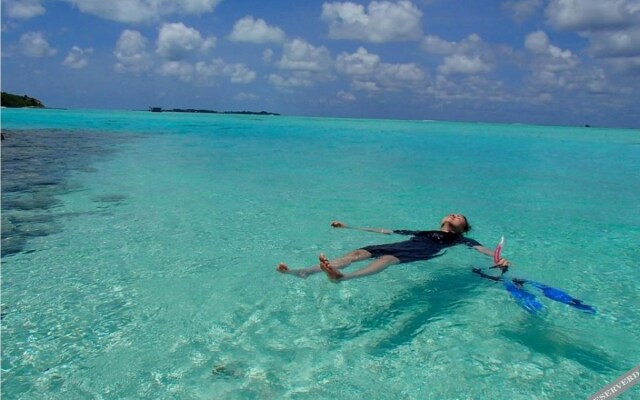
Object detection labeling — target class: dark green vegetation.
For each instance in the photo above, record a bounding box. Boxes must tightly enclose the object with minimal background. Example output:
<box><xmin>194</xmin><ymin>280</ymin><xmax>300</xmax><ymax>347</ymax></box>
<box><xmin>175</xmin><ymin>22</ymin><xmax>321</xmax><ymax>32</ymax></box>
<box><xmin>1</xmin><ymin>92</ymin><xmax>45</xmax><ymax>108</ymax></box>
<box><xmin>149</xmin><ymin>107</ymin><xmax>279</xmax><ymax>116</ymax></box>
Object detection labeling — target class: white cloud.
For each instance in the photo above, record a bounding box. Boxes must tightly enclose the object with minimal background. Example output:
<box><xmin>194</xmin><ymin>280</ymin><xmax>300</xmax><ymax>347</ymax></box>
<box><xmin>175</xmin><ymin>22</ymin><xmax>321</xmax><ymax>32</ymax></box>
<box><xmin>192</xmin><ymin>61</ymin><xmax>221</xmax><ymax>82</ymax></box>
<box><xmin>234</xmin><ymin>92</ymin><xmax>259</xmax><ymax>101</ymax></box>
<box><xmin>351</xmin><ymin>80</ymin><xmax>380</xmax><ymax>92</ymax></box>
<box><xmin>18</xmin><ymin>32</ymin><xmax>57</xmax><ymax>57</ymax></box>
<box><xmin>62</xmin><ymin>0</ymin><xmax>222</xmax><ymax>23</ymax></box>
<box><xmin>114</xmin><ymin>29</ymin><xmax>153</xmax><ymax>73</ymax></box>
<box><xmin>223</xmin><ymin>63</ymin><xmax>257</xmax><ymax>83</ymax></box>
<box><xmin>62</xmin><ymin>46</ymin><xmax>94</xmax><ymax>69</ymax></box>
<box><xmin>159</xmin><ymin>60</ymin><xmax>195</xmax><ymax>82</ymax></box>
<box><xmin>422</xmin><ymin>33</ymin><xmax>484</xmax><ymax>55</ymax></box>
<box><xmin>3</xmin><ymin>0</ymin><xmax>45</xmax><ymax>19</ymax></box>
<box><xmin>156</xmin><ymin>22</ymin><xmax>216</xmax><ymax>61</ymax></box>
<box><xmin>587</xmin><ymin>28</ymin><xmax>640</xmax><ymax>57</ymax></box>
<box><xmin>422</xmin><ymin>74</ymin><xmax>513</xmax><ymax>103</ymax></box>
<box><xmin>375</xmin><ymin>62</ymin><xmax>426</xmax><ymax>87</ymax></box>
<box><xmin>278</xmin><ymin>39</ymin><xmax>333</xmax><ymax>72</ymax></box>
<box><xmin>545</xmin><ymin>0</ymin><xmax>640</xmax><ymax>77</ymax></box>
<box><xmin>438</xmin><ymin>54</ymin><xmax>491</xmax><ymax>75</ymax></box>
<box><xmin>525</xmin><ymin>30</ymin><xmax>579</xmax><ymax>70</ymax></box>
<box><xmin>263</xmin><ymin>48</ymin><xmax>274</xmax><ymax>63</ymax></box>
<box><xmin>228</xmin><ymin>16</ymin><xmax>286</xmax><ymax>43</ymax></box>
<box><xmin>546</xmin><ymin>0</ymin><xmax>640</xmax><ymax>31</ymax></box>
<box><xmin>502</xmin><ymin>0</ymin><xmax>543</xmax><ymax>21</ymax></box>
<box><xmin>422</xmin><ymin>34</ymin><xmax>504</xmax><ymax>76</ymax></box>
<box><xmin>268</xmin><ymin>73</ymin><xmax>315</xmax><ymax>92</ymax></box>
<box><xmin>159</xmin><ymin>59</ymin><xmax>256</xmax><ymax>85</ymax></box>
<box><xmin>321</xmin><ymin>0</ymin><xmax>423</xmax><ymax>42</ymax></box>
<box><xmin>607</xmin><ymin>56</ymin><xmax>640</xmax><ymax>74</ymax></box>
<box><xmin>524</xmin><ymin>30</ymin><xmax>581</xmax><ymax>90</ymax></box>
<box><xmin>269</xmin><ymin>39</ymin><xmax>336</xmax><ymax>92</ymax></box>
<box><xmin>336</xmin><ymin>47</ymin><xmax>426</xmax><ymax>91</ymax></box>
<box><xmin>419</xmin><ymin>34</ymin><xmax>519</xmax><ymax>102</ymax></box>
<box><xmin>337</xmin><ymin>90</ymin><xmax>356</xmax><ymax>101</ymax></box>
<box><xmin>336</xmin><ymin>47</ymin><xmax>380</xmax><ymax>75</ymax></box>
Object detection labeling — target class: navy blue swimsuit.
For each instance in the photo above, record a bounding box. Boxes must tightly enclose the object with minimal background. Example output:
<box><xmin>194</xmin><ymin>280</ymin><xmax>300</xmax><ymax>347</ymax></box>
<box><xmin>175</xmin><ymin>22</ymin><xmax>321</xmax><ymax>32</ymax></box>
<box><xmin>359</xmin><ymin>230</ymin><xmax>481</xmax><ymax>263</ymax></box>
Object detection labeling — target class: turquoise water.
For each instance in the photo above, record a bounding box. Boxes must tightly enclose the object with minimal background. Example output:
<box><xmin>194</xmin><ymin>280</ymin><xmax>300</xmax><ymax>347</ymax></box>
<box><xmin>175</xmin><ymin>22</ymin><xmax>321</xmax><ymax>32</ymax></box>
<box><xmin>2</xmin><ymin>108</ymin><xmax>639</xmax><ymax>399</ymax></box>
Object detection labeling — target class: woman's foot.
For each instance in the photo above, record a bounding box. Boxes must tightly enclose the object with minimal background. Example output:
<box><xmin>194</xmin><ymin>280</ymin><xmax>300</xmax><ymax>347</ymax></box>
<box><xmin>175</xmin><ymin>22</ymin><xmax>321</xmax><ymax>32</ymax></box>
<box><xmin>319</xmin><ymin>253</ymin><xmax>344</xmax><ymax>281</ymax></box>
<box><xmin>276</xmin><ymin>263</ymin><xmax>311</xmax><ymax>278</ymax></box>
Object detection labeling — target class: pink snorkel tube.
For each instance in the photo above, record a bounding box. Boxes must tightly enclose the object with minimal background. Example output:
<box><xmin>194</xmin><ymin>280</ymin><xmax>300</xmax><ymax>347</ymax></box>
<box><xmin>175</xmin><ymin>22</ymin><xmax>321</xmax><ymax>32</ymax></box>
<box><xmin>494</xmin><ymin>236</ymin><xmax>505</xmax><ymax>265</ymax></box>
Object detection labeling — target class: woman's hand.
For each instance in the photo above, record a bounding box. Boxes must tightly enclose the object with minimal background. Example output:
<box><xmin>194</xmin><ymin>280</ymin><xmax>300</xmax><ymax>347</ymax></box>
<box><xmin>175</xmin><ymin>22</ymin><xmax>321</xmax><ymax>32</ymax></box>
<box><xmin>495</xmin><ymin>257</ymin><xmax>510</xmax><ymax>271</ymax></box>
<box><xmin>330</xmin><ymin>221</ymin><xmax>346</xmax><ymax>228</ymax></box>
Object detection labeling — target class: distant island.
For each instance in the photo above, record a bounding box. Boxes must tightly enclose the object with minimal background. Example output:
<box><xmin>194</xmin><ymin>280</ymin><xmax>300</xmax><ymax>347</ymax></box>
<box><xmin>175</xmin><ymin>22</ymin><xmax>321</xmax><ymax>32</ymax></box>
<box><xmin>1</xmin><ymin>92</ymin><xmax>45</xmax><ymax>108</ymax></box>
<box><xmin>149</xmin><ymin>107</ymin><xmax>279</xmax><ymax>116</ymax></box>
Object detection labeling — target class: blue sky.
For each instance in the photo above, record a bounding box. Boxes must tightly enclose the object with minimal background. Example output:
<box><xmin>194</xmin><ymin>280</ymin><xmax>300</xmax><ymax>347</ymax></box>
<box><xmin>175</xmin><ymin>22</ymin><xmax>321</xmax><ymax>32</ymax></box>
<box><xmin>2</xmin><ymin>0</ymin><xmax>640</xmax><ymax>127</ymax></box>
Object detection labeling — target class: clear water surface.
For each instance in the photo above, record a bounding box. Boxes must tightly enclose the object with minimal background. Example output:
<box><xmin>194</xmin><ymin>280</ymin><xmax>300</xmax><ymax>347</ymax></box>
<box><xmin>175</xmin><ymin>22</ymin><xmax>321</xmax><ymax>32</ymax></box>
<box><xmin>1</xmin><ymin>108</ymin><xmax>639</xmax><ymax>399</ymax></box>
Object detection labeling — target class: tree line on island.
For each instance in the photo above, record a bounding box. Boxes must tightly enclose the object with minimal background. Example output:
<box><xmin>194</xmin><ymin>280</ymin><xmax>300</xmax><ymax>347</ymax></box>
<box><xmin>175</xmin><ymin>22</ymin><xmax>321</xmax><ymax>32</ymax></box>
<box><xmin>148</xmin><ymin>107</ymin><xmax>279</xmax><ymax>116</ymax></box>
<box><xmin>1</xmin><ymin>92</ymin><xmax>45</xmax><ymax>108</ymax></box>
<box><xmin>0</xmin><ymin>93</ymin><xmax>279</xmax><ymax>117</ymax></box>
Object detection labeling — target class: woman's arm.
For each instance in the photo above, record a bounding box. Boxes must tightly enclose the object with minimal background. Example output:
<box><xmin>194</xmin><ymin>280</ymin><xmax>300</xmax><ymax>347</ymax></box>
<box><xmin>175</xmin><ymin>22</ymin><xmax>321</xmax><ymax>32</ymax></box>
<box><xmin>330</xmin><ymin>221</ymin><xmax>393</xmax><ymax>235</ymax></box>
<box><xmin>472</xmin><ymin>245</ymin><xmax>510</xmax><ymax>267</ymax></box>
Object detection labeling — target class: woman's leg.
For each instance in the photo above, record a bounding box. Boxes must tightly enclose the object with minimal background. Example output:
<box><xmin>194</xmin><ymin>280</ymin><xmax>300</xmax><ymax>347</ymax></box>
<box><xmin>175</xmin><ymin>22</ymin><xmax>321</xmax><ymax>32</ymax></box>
<box><xmin>319</xmin><ymin>253</ymin><xmax>400</xmax><ymax>281</ymax></box>
<box><xmin>277</xmin><ymin>249</ymin><xmax>372</xmax><ymax>278</ymax></box>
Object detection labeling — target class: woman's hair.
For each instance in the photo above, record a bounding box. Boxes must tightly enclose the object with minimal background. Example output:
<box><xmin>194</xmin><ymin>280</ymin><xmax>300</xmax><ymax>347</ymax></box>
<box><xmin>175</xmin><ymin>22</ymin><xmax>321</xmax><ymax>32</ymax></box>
<box><xmin>461</xmin><ymin>216</ymin><xmax>471</xmax><ymax>233</ymax></box>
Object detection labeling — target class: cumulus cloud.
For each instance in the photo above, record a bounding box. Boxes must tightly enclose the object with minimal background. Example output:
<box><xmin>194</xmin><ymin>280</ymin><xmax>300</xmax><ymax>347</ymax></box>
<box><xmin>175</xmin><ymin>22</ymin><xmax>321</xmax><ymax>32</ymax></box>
<box><xmin>228</xmin><ymin>16</ymin><xmax>286</xmax><ymax>43</ymax></box>
<box><xmin>587</xmin><ymin>28</ymin><xmax>640</xmax><ymax>57</ymax></box>
<box><xmin>268</xmin><ymin>73</ymin><xmax>316</xmax><ymax>92</ymax></box>
<box><xmin>546</xmin><ymin>0</ymin><xmax>639</xmax><ymax>31</ymax></box>
<box><xmin>156</xmin><ymin>22</ymin><xmax>216</xmax><ymax>61</ymax></box>
<box><xmin>269</xmin><ymin>39</ymin><xmax>335</xmax><ymax>92</ymax></box>
<box><xmin>223</xmin><ymin>63</ymin><xmax>257</xmax><ymax>83</ymax></box>
<box><xmin>321</xmin><ymin>0</ymin><xmax>423</xmax><ymax>42</ymax></box>
<box><xmin>375</xmin><ymin>62</ymin><xmax>426</xmax><ymax>87</ymax></box>
<box><xmin>545</xmin><ymin>0</ymin><xmax>640</xmax><ymax>74</ymax></box>
<box><xmin>18</xmin><ymin>32</ymin><xmax>57</xmax><ymax>57</ymax></box>
<box><xmin>278</xmin><ymin>39</ymin><xmax>333</xmax><ymax>72</ymax></box>
<box><xmin>422</xmin><ymin>34</ymin><xmax>503</xmax><ymax>76</ymax></box>
<box><xmin>524</xmin><ymin>30</ymin><xmax>581</xmax><ymax>89</ymax></box>
<box><xmin>423</xmin><ymin>74</ymin><xmax>515</xmax><ymax>103</ymax></box>
<box><xmin>114</xmin><ymin>29</ymin><xmax>153</xmax><ymax>73</ymax></box>
<box><xmin>234</xmin><ymin>92</ymin><xmax>260</xmax><ymax>101</ymax></box>
<box><xmin>502</xmin><ymin>0</ymin><xmax>543</xmax><ymax>21</ymax></box>
<box><xmin>337</xmin><ymin>90</ymin><xmax>356</xmax><ymax>101</ymax></box>
<box><xmin>422</xmin><ymin>33</ymin><xmax>487</xmax><ymax>55</ymax></box>
<box><xmin>521</xmin><ymin>40</ymin><xmax>626</xmax><ymax>104</ymax></box>
<box><xmin>158</xmin><ymin>60</ymin><xmax>195</xmax><ymax>82</ymax></box>
<box><xmin>418</xmin><ymin>35</ymin><xmax>519</xmax><ymax>102</ymax></box>
<box><xmin>3</xmin><ymin>0</ymin><xmax>45</xmax><ymax>19</ymax></box>
<box><xmin>336</xmin><ymin>46</ymin><xmax>380</xmax><ymax>75</ymax></box>
<box><xmin>61</xmin><ymin>0</ymin><xmax>222</xmax><ymax>23</ymax></box>
<box><xmin>525</xmin><ymin>30</ymin><xmax>579</xmax><ymax>70</ymax></box>
<box><xmin>263</xmin><ymin>48</ymin><xmax>274</xmax><ymax>63</ymax></box>
<box><xmin>351</xmin><ymin>80</ymin><xmax>380</xmax><ymax>92</ymax></box>
<box><xmin>438</xmin><ymin>54</ymin><xmax>491</xmax><ymax>75</ymax></box>
<box><xmin>63</xmin><ymin>46</ymin><xmax>94</xmax><ymax>69</ymax></box>
<box><xmin>606</xmin><ymin>56</ymin><xmax>640</xmax><ymax>74</ymax></box>
<box><xmin>336</xmin><ymin>47</ymin><xmax>426</xmax><ymax>91</ymax></box>
<box><xmin>159</xmin><ymin>59</ymin><xmax>256</xmax><ymax>85</ymax></box>
<box><xmin>196</xmin><ymin>60</ymin><xmax>257</xmax><ymax>84</ymax></box>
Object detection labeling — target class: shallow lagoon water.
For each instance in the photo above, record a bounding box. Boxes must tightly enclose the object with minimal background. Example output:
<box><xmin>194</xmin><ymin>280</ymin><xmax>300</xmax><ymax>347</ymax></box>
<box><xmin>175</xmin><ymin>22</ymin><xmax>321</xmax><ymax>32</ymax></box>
<box><xmin>1</xmin><ymin>109</ymin><xmax>639</xmax><ymax>399</ymax></box>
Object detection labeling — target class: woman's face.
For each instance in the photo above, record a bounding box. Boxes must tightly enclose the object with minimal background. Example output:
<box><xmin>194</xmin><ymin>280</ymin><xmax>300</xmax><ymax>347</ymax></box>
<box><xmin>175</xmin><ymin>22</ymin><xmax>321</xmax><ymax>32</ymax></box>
<box><xmin>441</xmin><ymin>214</ymin><xmax>468</xmax><ymax>233</ymax></box>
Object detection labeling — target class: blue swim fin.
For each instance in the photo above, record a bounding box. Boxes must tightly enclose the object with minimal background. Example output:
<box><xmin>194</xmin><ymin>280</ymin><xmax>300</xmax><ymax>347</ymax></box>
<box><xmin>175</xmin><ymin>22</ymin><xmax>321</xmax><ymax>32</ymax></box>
<box><xmin>502</xmin><ymin>278</ymin><xmax>545</xmax><ymax>316</ymax></box>
<box><xmin>472</xmin><ymin>266</ymin><xmax>595</xmax><ymax>315</ymax></box>
<box><xmin>526</xmin><ymin>281</ymin><xmax>597</xmax><ymax>314</ymax></box>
